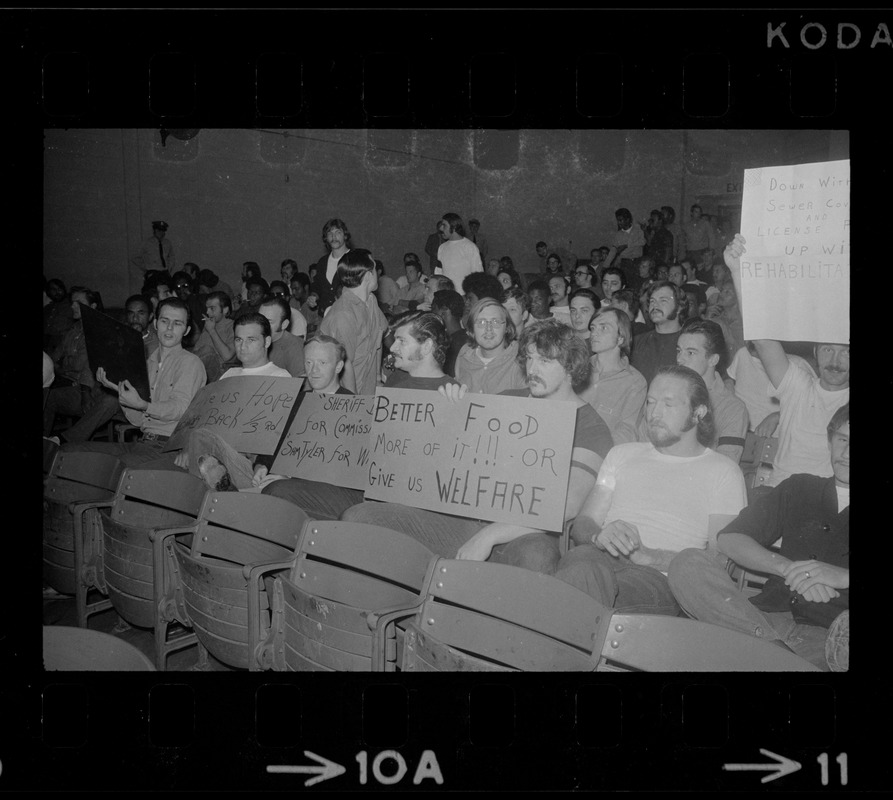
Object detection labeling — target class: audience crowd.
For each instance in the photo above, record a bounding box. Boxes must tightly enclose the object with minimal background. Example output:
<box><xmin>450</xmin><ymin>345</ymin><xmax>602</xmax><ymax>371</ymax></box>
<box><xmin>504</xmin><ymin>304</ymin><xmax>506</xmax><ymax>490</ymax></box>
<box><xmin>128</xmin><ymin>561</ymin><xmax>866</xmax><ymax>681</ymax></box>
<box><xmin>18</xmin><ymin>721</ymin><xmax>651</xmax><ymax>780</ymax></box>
<box><xmin>42</xmin><ymin>207</ymin><xmax>849</xmax><ymax>671</ymax></box>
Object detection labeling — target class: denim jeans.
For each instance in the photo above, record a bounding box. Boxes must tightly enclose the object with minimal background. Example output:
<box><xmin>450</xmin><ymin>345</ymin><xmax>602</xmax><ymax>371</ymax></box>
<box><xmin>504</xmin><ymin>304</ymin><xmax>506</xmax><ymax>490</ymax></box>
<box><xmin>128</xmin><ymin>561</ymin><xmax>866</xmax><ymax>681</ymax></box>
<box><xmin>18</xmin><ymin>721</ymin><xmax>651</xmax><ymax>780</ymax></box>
<box><xmin>340</xmin><ymin>500</ymin><xmax>562</xmax><ymax>572</ymax></box>
<box><xmin>61</xmin><ymin>438</ymin><xmax>179</xmax><ymax>469</ymax></box>
<box><xmin>668</xmin><ymin>548</ymin><xmax>831</xmax><ymax>670</ymax></box>
<box><xmin>552</xmin><ymin>543</ymin><xmax>681</xmax><ymax>615</ymax></box>
<box><xmin>263</xmin><ymin>478</ymin><xmax>364</xmax><ymax>521</ymax></box>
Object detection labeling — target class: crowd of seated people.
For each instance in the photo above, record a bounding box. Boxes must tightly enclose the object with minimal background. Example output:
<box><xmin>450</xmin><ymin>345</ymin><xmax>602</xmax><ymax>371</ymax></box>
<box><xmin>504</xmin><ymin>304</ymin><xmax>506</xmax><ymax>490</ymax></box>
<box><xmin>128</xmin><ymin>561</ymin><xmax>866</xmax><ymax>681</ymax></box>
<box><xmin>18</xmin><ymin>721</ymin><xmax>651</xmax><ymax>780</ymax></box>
<box><xmin>42</xmin><ymin>209</ymin><xmax>849</xmax><ymax>672</ymax></box>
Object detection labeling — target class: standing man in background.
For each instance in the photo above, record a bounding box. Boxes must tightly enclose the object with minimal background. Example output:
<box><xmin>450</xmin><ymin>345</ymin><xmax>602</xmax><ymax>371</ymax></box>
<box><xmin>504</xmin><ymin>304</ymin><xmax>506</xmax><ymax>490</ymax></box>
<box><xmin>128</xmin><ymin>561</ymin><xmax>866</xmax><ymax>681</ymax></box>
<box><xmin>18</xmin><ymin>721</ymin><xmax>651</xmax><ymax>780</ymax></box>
<box><xmin>132</xmin><ymin>220</ymin><xmax>175</xmax><ymax>275</ymax></box>
<box><xmin>437</xmin><ymin>212</ymin><xmax>483</xmax><ymax>288</ymax></box>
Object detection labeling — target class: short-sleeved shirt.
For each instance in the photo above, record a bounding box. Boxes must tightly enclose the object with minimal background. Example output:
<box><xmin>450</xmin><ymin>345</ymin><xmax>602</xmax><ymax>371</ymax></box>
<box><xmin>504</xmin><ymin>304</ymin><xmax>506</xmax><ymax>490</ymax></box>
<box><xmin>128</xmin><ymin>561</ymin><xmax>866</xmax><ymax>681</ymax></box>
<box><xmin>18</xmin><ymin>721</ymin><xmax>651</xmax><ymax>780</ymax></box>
<box><xmin>596</xmin><ymin>441</ymin><xmax>747</xmax><ymax>553</ymax></box>
<box><xmin>500</xmin><ymin>389</ymin><xmax>615</xmax><ymax>476</ymax></box>
<box><xmin>437</xmin><ymin>237</ymin><xmax>483</xmax><ymax>287</ymax></box>
<box><xmin>770</xmin><ymin>361</ymin><xmax>849</xmax><ymax>486</ymax></box>
<box><xmin>717</xmin><ymin>474</ymin><xmax>848</xmax><ymax>627</ymax></box>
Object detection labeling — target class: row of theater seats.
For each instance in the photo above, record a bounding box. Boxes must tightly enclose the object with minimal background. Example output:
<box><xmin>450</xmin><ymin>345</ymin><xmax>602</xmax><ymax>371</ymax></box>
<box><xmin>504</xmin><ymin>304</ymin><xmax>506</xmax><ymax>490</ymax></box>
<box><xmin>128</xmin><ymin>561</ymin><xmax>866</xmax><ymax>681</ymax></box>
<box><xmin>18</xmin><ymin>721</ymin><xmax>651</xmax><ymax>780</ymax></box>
<box><xmin>42</xmin><ymin>440</ymin><xmax>818</xmax><ymax>673</ymax></box>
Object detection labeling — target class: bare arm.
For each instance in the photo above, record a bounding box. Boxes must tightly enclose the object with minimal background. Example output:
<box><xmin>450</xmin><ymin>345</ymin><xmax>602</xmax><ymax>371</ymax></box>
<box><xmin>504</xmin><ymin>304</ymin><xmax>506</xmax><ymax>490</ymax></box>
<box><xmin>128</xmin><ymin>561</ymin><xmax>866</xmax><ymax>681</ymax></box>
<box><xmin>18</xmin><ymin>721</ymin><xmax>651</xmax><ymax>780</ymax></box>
<box><xmin>457</xmin><ymin>452</ymin><xmax>601</xmax><ymax>561</ymax></box>
<box><xmin>717</xmin><ymin>532</ymin><xmax>792</xmax><ymax>576</ymax></box>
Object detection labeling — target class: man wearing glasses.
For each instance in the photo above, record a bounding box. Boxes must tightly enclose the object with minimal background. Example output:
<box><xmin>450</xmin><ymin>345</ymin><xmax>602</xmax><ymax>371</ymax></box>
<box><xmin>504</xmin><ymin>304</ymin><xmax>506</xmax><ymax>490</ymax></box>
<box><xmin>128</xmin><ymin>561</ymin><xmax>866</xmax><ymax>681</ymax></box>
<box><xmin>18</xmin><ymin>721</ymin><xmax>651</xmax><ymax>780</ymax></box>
<box><xmin>454</xmin><ymin>298</ymin><xmax>526</xmax><ymax>395</ymax></box>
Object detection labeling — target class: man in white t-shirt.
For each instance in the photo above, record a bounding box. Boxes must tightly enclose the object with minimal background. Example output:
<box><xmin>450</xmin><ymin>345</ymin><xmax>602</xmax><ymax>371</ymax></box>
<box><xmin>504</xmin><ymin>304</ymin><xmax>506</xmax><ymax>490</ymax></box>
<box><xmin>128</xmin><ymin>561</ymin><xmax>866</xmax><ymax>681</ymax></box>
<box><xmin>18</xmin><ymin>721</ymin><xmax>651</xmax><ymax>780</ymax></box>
<box><xmin>436</xmin><ymin>212</ymin><xmax>483</xmax><ymax>287</ymax></box>
<box><xmin>553</xmin><ymin>365</ymin><xmax>747</xmax><ymax>614</ymax></box>
<box><xmin>724</xmin><ymin>235</ymin><xmax>849</xmax><ymax>487</ymax></box>
<box><xmin>175</xmin><ymin>312</ymin><xmax>293</xmax><ymax>488</ymax></box>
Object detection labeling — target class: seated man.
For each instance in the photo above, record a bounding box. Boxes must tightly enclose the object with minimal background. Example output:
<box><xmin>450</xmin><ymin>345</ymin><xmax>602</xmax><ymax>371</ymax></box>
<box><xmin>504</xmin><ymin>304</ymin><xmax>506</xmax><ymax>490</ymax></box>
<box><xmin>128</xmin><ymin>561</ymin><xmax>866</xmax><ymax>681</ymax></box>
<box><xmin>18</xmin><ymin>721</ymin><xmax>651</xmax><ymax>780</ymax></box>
<box><xmin>724</xmin><ymin>235</ymin><xmax>849</xmax><ymax>486</ymax></box>
<box><xmin>192</xmin><ymin>290</ymin><xmax>236</xmax><ymax>383</ymax></box>
<box><xmin>430</xmin><ymin>289</ymin><xmax>469</xmax><ymax>378</ymax></box>
<box><xmin>267</xmin><ymin>318</ymin><xmax>456</xmax><ymax>520</ymax></box>
<box><xmin>553</xmin><ymin>365</ymin><xmax>747</xmax><ymax>615</ymax></box>
<box><xmin>668</xmin><ymin>404</ymin><xmax>849</xmax><ymax>670</ymax></box>
<box><xmin>63</xmin><ymin>297</ymin><xmax>207</xmax><ymax>467</ymax></box>
<box><xmin>125</xmin><ymin>293</ymin><xmax>159</xmax><ymax>358</ymax></box>
<box><xmin>672</xmin><ymin>318</ymin><xmax>748</xmax><ymax>463</ymax></box>
<box><xmin>501</xmin><ymin>286</ymin><xmax>531</xmax><ymax>332</ymax></box>
<box><xmin>44</xmin><ymin>287</ymin><xmax>120</xmax><ymax>444</ymax></box>
<box><xmin>342</xmin><ymin>319</ymin><xmax>614</xmax><ymax>574</ymax></box>
<box><xmin>454</xmin><ymin>298</ymin><xmax>526</xmax><ymax>395</ymax></box>
<box><xmin>579</xmin><ymin>306</ymin><xmax>647</xmax><ymax>445</ymax></box>
<box><xmin>383</xmin><ymin>311</ymin><xmax>459</xmax><ymax>391</ymax></box>
<box><xmin>416</xmin><ymin>274</ymin><xmax>455</xmax><ymax>312</ymax></box>
<box><xmin>259</xmin><ymin>295</ymin><xmax>305</xmax><ymax>378</ymax></box>
<box><xmin>629</xmin><ymin>280</ymin><xmax>685</xmax><ymax>386</ymax></box>
<box><xmin>176</xmin><ymin>312</ymin><xmax>293</xmax><ymax>489</ymax></box>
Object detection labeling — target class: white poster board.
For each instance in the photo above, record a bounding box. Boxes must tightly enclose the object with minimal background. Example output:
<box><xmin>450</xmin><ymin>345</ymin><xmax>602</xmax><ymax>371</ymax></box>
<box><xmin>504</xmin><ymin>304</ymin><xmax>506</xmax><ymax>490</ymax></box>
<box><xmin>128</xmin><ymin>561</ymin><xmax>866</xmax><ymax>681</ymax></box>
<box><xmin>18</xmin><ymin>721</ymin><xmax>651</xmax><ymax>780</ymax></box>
<box><xmin>739</xmin><ymin>159</ymin><xmax>849</xmax><ymax>343</ymax></box>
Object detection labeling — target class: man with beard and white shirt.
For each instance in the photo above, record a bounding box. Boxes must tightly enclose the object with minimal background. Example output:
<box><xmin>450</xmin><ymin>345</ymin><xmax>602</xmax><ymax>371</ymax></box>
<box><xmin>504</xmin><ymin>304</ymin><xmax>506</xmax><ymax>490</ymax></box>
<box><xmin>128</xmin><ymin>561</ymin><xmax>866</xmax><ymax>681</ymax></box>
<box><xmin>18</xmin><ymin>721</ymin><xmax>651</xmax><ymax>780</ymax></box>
<box><xmin>436</xmin><ymin>212</ymin><xmax>483</xmax><ymax>287</ymax></box>
<box><xmin>723</xmin><ymin>235</ymin><xmax>849</xmax><ymax>487</ymax></box>
<box><xmin>553</xmin><ymin>365</ymin><xmax>747</xmax><ymax>615</ymax></box>
<box><xmin>342</xmin><ymin>319</ymin><xmax>614</xmax><ymax>574</ymax></box>
<box><xmin>669</xmin><ymin>404</ymin><xmax>849</xmax><ymax>670</ymax></box>
<box><xmin>630</xmin><ymin>281</ymin><xmax>685</xmax><ymax>385</ymax></box>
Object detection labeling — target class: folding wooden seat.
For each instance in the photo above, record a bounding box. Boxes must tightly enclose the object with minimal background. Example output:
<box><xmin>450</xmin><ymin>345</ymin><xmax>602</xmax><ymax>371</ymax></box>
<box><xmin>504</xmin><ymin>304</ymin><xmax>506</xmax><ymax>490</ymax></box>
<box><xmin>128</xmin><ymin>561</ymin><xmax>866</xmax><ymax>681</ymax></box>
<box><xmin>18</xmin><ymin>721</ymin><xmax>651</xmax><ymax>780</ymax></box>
<box><xmin>158</xmin><ymin>492</ymin><xmax>310</xmax><ymax>671</ymax></box>
<box><xmin>384</xmin><ymin>559</ymin><xmax>821</xmax><ymax>672</ymax></box>
<box><xmin>43</xmin><ymin>451</ymin><xmax>124</xmax><ymax>596</ymax></box>
<box><xmin>92</xmin><ymin>468</ymin><xmax>208</xmax><ymax>668</ymax></box>
<box><xmin>252</xmin><ymin>520</ymin><xmax>436</xmax><ymax>672</ymax></box>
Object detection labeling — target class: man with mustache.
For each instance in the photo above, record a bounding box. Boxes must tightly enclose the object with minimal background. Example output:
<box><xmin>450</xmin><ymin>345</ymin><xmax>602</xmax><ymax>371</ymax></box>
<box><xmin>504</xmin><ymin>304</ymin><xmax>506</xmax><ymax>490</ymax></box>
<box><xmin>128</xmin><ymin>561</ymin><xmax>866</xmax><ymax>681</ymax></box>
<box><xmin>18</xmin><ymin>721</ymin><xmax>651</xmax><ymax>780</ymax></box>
<box><xmin>723</xmin><ymin>235</ymin><xmax>849</xmax><ymax>487</ymax></box>
<box><xmin>341</xmin><ymin>319</ymin><xmax>614</xmax><ymax>574</ymax></box>
<box><xmin>553</xmin><ymin>365</ymin><xmax>747</xmax><ymax>615</ymax></box>
<box><xmin>629</xmin><ymin>281</ymin><xmax>685</xmax><ymax>385</ymax></box>
<box><xmin>669</xmin><ymin>404</ymin><xmax>849</xmax><ymax>670</ymax></box>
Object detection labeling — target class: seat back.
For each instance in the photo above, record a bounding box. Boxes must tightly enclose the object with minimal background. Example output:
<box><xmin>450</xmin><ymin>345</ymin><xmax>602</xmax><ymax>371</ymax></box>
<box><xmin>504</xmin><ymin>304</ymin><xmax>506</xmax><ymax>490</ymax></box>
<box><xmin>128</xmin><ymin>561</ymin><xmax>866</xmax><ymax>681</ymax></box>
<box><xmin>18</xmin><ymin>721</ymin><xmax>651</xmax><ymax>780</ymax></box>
<box><xmin>43</xmin><ymin>452</ymin><xmax>125</xmax><ymax>595</ymax></box>
<box><xmin>49</xmin><ymin>450</ymin><xmax>125</xmax><ymax>493</ymax></box>
<box><xmin>403</xmin><ymin>559</ymin><xmax>612</xmax><ymax>672</ymax></box>
<box><xmin>276</xmin><ymin>520</ymin><xmax>436</xmax><ymax>671</ymax></box>
<box><xmin>599</xmin><ymin>613</ymin><xmax>822</xmax><ymax>671</ymax></box>
<box><xmin>100</xmin><ymin>469</ymin><xmax>207</xmax><ymax>628</ymax></box>
<box><xmin>176</xmin><ymin>492</ymin><xmax>309</xmax><ymax>669</ymax></box>
<box><xmin>43</xmin><ymin>438</ymin><xmax>60</xmax><ymax>478</ymax></box>
<box><xmin>741</xmin><ymin>432</ymin><xmax>779</xmax><ymax>491</ymax></box>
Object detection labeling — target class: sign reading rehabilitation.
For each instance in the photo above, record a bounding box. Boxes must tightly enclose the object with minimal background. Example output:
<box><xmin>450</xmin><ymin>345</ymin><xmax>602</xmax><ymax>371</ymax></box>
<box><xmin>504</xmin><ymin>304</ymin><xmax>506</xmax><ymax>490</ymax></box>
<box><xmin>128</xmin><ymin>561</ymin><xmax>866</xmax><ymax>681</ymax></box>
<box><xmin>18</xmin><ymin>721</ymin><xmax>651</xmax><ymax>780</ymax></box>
<box><xmin>740</xmin><ymin>158</ymin><xmax>849</xmax><ymax>343</ymax></box>
<box><xmin>164</xmin><ymin>376</ymin><xmax>304</xmax><ymax>455</ymax></box>
<box><xmin>270</xmin><ymin>393</ymin><xmax>374</xmax><ymax>490</ymax></box>
<box><xmin>364</xmin><ymin>388</ymin><xmax>577</xmax><ymax>532</ymax></box>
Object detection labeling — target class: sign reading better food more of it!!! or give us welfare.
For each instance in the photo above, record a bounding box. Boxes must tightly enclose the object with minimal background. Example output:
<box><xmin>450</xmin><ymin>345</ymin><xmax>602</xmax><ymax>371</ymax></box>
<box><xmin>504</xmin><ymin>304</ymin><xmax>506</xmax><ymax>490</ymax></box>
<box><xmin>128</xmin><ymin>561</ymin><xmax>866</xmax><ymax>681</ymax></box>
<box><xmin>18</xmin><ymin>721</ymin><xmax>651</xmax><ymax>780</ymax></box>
<box><xmin>739</xmin><ymin>158</ymin><xmax>849</xmax><ymax>344</ymax></box>
<box><xmin>270</xmin><ymin>393</ymin><xmax>375</xmax><ymax>490</ymax></box>
<box><xmin>364</xmin><ymin>388</ymin><xmax>577</xmax><ymax>532</ymax></box>
<box><xmin>163</xmin><ymin>376</ymin><xmax>304</xmax><ymax>455</ymax></box>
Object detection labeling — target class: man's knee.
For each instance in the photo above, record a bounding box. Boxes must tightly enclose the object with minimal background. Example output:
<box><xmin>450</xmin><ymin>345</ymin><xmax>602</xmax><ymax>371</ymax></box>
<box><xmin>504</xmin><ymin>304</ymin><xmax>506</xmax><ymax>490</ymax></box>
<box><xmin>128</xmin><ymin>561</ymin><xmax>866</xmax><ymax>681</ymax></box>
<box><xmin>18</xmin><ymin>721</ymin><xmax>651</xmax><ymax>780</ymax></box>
<box><xmin>666</xmin><ymin>547</ymin><xmax>713</xmax><ymax>589</ymax></box>
<box><xmin>493</xmin><ymin>533</ymin><xmax>560</xmax><ymax>574</ymax></box>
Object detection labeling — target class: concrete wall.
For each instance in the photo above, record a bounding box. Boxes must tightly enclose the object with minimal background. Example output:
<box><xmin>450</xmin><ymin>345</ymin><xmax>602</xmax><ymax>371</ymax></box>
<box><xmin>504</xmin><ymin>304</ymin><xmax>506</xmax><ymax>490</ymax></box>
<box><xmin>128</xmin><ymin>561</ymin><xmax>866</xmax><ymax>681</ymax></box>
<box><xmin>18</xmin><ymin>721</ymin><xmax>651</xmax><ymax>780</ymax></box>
<box><xmin>43</xmin><ymin>128</ymin><xmax>846</xmax><ymax>306</ymax></box>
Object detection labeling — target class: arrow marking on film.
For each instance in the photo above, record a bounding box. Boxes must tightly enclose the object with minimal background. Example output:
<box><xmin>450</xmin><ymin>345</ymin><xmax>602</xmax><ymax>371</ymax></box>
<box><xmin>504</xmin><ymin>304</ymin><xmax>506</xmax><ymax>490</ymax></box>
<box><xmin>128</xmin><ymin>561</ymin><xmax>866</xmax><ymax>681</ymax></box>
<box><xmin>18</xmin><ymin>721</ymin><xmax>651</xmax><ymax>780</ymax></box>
<box><xmin>267</xmin><ymin>751</ymin><xmax>347</xmax><ymax>786</ymax></box>
<box><xmin>723</xmin><ymin>748</ymin><xmax>801</xmax><ymax>784</ymax></box>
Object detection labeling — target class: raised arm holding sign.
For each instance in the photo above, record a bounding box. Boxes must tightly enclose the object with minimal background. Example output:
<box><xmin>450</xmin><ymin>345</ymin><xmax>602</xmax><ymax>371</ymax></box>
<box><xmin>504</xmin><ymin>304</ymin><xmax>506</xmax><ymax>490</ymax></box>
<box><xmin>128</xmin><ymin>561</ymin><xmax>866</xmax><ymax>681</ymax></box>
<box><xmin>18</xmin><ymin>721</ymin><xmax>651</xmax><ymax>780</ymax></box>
<box><xmin>724</xmin><ymin>162</ymin><xmax>850</xmax><ymax>488</ymax></box>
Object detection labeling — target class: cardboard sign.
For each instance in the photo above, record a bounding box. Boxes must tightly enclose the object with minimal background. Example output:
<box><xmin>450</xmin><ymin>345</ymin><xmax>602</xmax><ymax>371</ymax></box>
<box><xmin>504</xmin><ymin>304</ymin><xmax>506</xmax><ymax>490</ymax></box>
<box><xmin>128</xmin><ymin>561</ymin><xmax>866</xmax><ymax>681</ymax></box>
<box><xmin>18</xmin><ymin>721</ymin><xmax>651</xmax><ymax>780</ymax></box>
<box><xmin>270</xmin><ymin>393</ymin><xmax>375</xmax><ymax>490</ymax></box>
<box><xmin>81</xmin><ymin>304</ymin><xmax>150</xmax><ymax>401</ymax></box>
<box><xmin>163</xmin><ymin>376</ymin><xmax>304</xmax><ymax>454</ymax></box>
<box><xmin>740</xmin><ymin>159</ymin><xmax>850</xmax><ymax>343</ymax></box>
<box><xmin>364</xmin><ymin>388</ymin><xmax>577</xmax><ymax>532</ymax></box>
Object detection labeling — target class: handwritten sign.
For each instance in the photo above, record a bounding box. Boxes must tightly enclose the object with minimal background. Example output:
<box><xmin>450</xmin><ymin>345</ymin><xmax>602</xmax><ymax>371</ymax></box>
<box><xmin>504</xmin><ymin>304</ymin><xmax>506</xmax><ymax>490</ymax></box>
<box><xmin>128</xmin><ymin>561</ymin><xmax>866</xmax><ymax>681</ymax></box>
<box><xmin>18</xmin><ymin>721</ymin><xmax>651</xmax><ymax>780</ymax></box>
<box><xmin>163</xmin><ymin>376</ymin><xmax>304</xmax><ymax>454</ymax></box>
<box><xmin>270</xmin><ymin>393</ymin><xmax>375</xmax><ymax>490</ymax></box>
<box><xmin>740</xmin><ymin>159</ymin><xmax>849</xmax><ymax>343</ymax></box>
<box><xmin>364</xmin><ymin>388</ymin><xmax>577</xmax><ymax>532</ymax></box>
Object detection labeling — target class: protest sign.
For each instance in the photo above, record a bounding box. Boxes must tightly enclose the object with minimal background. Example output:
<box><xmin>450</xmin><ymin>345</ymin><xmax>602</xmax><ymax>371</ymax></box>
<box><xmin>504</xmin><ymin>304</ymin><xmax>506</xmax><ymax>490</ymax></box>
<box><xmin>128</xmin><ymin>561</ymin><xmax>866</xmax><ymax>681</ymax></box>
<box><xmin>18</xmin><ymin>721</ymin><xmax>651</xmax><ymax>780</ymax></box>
<box><xmin>163</xmin><ymin>376</ymin><xmax>303</xmax><ymax>454</ymax></box>
<box><xmin>739</xmin><ymin>159</ymin><xmax>849</xmax><ymax>343</ymax></box>
<box><xmin>270</xmin><ymin>393</ymin><xmax>375</xmax><ymax>490</ymax></box>
<box><xmin>364</xmin><ymin>388</ymin><xmax>577</xmax><ymax>532</ymax></box>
